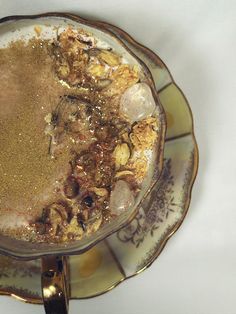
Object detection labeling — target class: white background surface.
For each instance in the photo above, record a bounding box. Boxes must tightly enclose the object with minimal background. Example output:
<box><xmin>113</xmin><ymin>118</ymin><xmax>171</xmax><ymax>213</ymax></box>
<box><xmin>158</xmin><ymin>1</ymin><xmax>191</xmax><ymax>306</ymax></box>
<box><xmin>0</xmin><ymin>1</ymin><xmax>236</xmax><ymax>314</ymax></box>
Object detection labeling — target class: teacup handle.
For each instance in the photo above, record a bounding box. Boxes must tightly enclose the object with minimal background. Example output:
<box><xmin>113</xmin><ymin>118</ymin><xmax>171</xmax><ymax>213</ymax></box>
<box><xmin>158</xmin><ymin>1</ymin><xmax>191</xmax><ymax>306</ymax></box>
<box><xmin>41</xmin><ymin>256</ymin><xmax>69</xmax><ymax>314</ymax></box>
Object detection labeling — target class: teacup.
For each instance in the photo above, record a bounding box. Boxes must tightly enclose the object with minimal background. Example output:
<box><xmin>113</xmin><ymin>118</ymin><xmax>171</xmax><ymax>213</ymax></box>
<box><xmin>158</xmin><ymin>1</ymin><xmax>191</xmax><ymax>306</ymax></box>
<box><xmin>0</xmin><ymin>13</ymin><xmax>166</xmax><ymax>314</ymax></box>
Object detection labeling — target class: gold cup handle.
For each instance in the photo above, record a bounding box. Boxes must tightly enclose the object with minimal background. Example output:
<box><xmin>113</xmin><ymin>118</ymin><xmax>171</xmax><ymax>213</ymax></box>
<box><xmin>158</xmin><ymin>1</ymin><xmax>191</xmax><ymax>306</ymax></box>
<box><xmin>41</xmin><ymin>256</ymin><xmax>69</xmax><ymax>314</ymax></box>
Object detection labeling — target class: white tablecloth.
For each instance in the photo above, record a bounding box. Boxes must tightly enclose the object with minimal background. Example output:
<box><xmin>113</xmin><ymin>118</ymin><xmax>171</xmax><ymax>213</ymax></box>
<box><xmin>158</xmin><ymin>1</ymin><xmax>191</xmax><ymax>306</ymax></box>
<box><xmin>0</xmin><ymin>1</ymin><xmax>235</xmax><ymax>313</ymax></box>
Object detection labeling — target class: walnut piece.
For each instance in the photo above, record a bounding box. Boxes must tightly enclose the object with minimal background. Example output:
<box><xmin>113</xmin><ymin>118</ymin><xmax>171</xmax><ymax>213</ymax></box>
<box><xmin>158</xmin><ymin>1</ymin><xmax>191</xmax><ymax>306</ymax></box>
<box><xmin>105</xmin><ymin>65</ymin><xmax>139</xmax><ymax>96</ymax></box>
<box><xmin>98</xmin><ymin>50</ymin><xmax>120</xmax><ymax>66</ymax></box>
<box><xmin>113</xmin><ymin>143</ymin><xmax>130</xmax><ymax>168</ymax></box>
<box><xmin>130</xmin><ymin>117</ymin><xmax>158</xmax><ymax>150</ymax></box>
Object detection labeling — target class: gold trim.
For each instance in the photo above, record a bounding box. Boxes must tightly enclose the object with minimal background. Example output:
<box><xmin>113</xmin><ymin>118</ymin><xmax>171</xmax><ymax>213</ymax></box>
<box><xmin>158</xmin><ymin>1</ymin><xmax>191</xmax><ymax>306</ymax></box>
<box><xmin>0</xmin><ymin>13</ymin><xmax>199</xmax><ymax>303</ymax></box>
<box><xmin>0</xmin><ymin>288</ymin><xmax>41</xmax><ymax>304</ymax></box>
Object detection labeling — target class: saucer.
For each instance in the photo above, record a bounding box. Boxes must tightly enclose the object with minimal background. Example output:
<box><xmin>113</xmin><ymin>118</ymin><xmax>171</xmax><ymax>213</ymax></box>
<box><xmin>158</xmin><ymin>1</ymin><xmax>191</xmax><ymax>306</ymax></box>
<box><xmin>0</xmin><ymin>14</ymin><xmax>198</xmax><ymax>303</ymax></box>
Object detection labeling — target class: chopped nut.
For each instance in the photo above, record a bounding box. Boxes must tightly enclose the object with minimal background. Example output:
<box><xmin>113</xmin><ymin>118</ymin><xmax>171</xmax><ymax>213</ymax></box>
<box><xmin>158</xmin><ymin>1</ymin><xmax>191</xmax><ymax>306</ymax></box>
<box><xmin>63</xmin><ymin>216</ymin><xmax>84</xmax><ymax>241</ymax></box>
<box><xmin>127</xmin><ymin>158</ymin><xmax>148</xmax><ymax>183</ymax></box>
<box><xmin>58</xmin><ymin>79</ymin><xmax>71</xmax><ymax>88</ymax></box>
<box><xmin>35</xmin><ymin>203</ymin><xmax>70</xmax><ymax>237</ymax></box>
<box><xmin>44</xmin><ymin>113</ymin><xmax>52</xmax><ymax>123</ymax></box>
<box><xmin>113</xmin><ymin>143</ymin><xmax>130</xmax><ymax>168</ymax></box>
<box><xmin>130</xmin><ymin>117</ymin><xmax>158</xmax><ymax>150</ymax></box>
<box><xmin>87</xmin><ymin>63</ymin><xmax>107</xmax><ymax>78</ymax></box>
<box><xmin>59</xmin><ymin>27</ymin><xmax>94</xmax><ymax>52</ymax></box>
<box><xmin>105</xmin><ymin>64</ymin><xmax>139</xmax><ymax>96</ymax></box>
<box><xmin>82</xmin><ymin>209</ymin><xmax>89</xmax><ymax>221</ymax></box>
<box><xmin>99</xmin><ymin>50</ymin><xmax>120</xmax><ymax>66</ymax></box>
<box><xmin>96</xmin><ymin>79</ymin><xmax>112</xmax><ymax>90</ymax></box>
<box><xmin>115</xmin><ymin>170</ymin><xmax>134</xmax><ymax>178</ymax></box>
<box><xmin>57</xmin><ymin>62</ymin><xmax>70</xmax><ymax>79</ymax></box>
<box><xmin>34</xmin><ymin>26</ymin><xmax>42</xmax><ymax>37</ymax></box>
<box><xmin>89</xmin><ymin>187</ymin><xmax>108</xmax><ymax>197</ymax></box>
<box><xmin>48</xmin><ymin>203</ymin><xmax>69</xmax><ymax>222</ymax></box>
